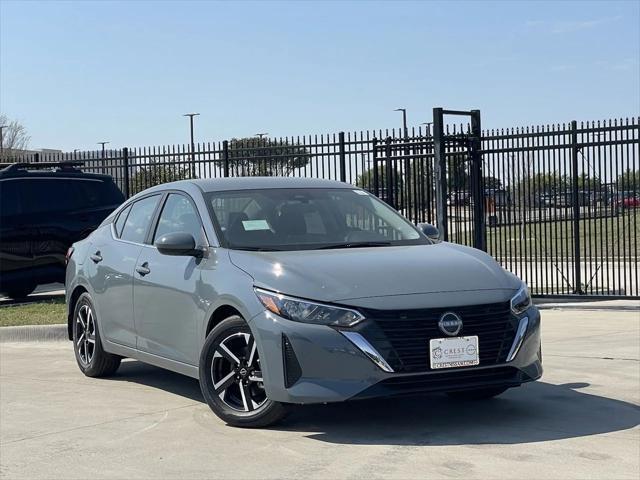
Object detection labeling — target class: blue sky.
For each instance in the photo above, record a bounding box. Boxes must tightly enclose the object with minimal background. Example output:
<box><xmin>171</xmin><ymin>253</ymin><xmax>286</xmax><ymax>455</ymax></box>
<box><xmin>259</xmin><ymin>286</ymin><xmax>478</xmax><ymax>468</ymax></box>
<box><xmin>1</xmin><ymin>0</ymin><xmax>639</xmax><ymax>151</ymax></box>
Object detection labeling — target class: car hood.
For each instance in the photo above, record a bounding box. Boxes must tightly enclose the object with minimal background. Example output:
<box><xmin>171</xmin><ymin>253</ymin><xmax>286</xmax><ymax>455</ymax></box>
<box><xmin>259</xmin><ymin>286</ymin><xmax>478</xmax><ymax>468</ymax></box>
<box><xmin>228</xmin><ymin>243</ymin><xmax>520</xmax><ymax>303</ymax></box>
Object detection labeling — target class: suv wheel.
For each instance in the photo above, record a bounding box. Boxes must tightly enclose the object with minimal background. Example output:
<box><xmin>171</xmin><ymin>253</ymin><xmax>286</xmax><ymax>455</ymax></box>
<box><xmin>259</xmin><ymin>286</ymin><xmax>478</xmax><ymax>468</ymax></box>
<box><xmin>199</xmin><ymin>315</ymin><xmax>288</xmax><ymax>428</ymax></box>
<box><xmin>72</xmin><ymin>293</ymin><xmax>121</xmax><ymax>377</ymax></box>
<box><xmin>446</xmin><ymin>386</ymin><xmax>509</xmax><ymax>400</ymax></box>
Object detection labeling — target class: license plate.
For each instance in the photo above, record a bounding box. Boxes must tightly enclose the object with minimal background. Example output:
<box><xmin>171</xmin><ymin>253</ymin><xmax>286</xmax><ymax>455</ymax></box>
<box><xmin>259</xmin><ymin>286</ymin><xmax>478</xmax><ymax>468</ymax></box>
<box><xmin>429</xmin><ymin>335</ymin><xmax>479</xmax><ymax>369</ymax></box>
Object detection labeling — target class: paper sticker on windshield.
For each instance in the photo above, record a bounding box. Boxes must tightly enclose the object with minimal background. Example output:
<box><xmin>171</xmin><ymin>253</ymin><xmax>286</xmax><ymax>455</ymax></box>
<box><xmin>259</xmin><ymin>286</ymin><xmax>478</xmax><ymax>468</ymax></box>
<box><xmin>353</xmin><ymin>190</ymin><xmax>369</xmax><ymax>196</ymax></box>
<box><xmin>242</xmin><ymin>220</ymin><xmax>270</xmax><ymax>231</ymax></box>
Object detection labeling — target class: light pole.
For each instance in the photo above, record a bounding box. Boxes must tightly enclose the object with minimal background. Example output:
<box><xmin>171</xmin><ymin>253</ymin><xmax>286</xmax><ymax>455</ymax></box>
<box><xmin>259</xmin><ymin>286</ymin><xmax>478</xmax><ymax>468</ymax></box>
<box><xmin>394</xmin><ymin>108</ymin><xmax>408</xmax><ymax>138</ymax></box>
<box><xmin>255</xmin><ymin>133</ymin><xmax>269</xmax><ymax>139</ymax></box>
<box><xmin>183</xmin><ymin>113</ymin><xmax>200</xmax><ymax>178</ymax></box>
<box><xmin>0</xmin><ymin>125</ymin><xmax>7</xmax><ymax>158</ymax></box>
<box><xmin>98</xmin><ymin>142</ymin><xmax>109</xmax><ymax>174</ymax></box>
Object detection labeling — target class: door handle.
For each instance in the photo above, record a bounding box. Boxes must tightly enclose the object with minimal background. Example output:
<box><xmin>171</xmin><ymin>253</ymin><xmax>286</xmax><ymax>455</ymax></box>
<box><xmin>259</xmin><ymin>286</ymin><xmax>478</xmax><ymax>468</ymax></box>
<box><xmin>136</xmin><ymin>262</ymin><xmax>150</xmax><ymax>276</ymax></box>
<box><xmin>90</xmin><ymin>251</ymin><xmax>103</xmax><ymax>263</ymax></box>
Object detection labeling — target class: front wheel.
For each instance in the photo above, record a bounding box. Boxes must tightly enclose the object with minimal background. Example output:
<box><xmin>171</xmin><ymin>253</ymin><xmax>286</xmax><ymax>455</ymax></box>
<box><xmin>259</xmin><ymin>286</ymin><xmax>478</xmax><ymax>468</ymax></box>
<box><xmin>72</xmin><ymin>293</ymin><xmax>121</xmax><ymax>377</ymax></box>
<box><xmin>199</xmin><ymin>315</ymin><xmax>288</xmax><ymax>428</ymax></box>
<box><xmin>446</xmin><ymin>386</ymin><xmax>509</xmax><ymax>400</ymax></box>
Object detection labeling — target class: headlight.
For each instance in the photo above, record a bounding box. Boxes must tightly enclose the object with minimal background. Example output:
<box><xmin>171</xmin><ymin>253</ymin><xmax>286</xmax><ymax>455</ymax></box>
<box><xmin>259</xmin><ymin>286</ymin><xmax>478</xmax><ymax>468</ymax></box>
<box><xmin>511</xmin><ymin>282</ymin><xmax>532</xmax><ymax>315</ymax></box>
<box><xmin>254</xmin><ymin>288</ymin><xmax>364</xmax><ymax>327</ymax></box>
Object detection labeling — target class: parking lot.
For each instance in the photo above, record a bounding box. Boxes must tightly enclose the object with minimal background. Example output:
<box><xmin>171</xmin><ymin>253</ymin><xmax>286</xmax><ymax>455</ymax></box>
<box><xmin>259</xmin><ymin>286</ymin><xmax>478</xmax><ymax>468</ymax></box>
<box><xmin>1</xmin><ymin>308</ymin><xmax>638</xmax><ymax>480</ymax></box>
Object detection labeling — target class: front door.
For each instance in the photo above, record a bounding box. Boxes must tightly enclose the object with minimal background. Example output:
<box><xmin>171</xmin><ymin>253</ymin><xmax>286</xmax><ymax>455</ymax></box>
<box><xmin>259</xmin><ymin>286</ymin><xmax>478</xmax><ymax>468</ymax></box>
<box><xmin>133</xmin><ymin>193</ymin><xmax>208</xmax><ymax>365</ymax></box>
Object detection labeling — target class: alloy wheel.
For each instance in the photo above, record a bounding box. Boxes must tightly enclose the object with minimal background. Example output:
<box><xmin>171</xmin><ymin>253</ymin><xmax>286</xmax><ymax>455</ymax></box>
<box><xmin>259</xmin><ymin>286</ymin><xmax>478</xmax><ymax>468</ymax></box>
<box><xmin>76</xmin><ymin>304</ymin><xmax>96</xmax><ymax>366</ymax></box>
<box><xmin>210</xmin><ymin>332</ymin><xmax>267</xmax><ymax>412</ymax></box>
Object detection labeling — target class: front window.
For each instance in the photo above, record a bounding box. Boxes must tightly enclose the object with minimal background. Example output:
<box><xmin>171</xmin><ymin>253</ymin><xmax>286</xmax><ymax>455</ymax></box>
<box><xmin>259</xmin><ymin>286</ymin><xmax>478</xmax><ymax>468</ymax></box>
<box><xmin>206</xmin><ymin>188</ymin><xmax>428</xmax><ymax>251</ymax></box>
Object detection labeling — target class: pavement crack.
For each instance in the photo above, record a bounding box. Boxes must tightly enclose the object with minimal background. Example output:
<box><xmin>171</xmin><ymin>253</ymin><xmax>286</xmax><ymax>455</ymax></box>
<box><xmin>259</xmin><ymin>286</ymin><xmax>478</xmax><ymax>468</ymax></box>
<box><xmin>0</xmin><ymin>403</ymin><xmax>201</xmax><ymax>446</ymax></box>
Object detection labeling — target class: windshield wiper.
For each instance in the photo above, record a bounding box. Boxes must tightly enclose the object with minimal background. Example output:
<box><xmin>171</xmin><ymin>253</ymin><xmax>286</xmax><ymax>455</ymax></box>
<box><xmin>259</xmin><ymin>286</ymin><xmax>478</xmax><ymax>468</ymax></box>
<box><xmin>231</xmin><ymin>246</ymin><xmax>283</xmax><ymax>252</ymax></box>
<box><xmin>316</xmin><ymin>241</ymin><xmax>392</xmax><ymax>250</ymax></box>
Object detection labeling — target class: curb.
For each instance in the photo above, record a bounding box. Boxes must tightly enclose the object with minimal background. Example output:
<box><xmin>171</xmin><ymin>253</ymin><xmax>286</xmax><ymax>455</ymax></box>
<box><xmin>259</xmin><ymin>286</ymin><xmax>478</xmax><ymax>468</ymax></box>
<box><xmin>0</xmin><ymin>324</ymin><xmax>68</xmax><ymax>343</ymax></box>
<box><xmin>536</xmin><ymin>304</ymin><xmax>639</xmax><ymax>311</ymax></box>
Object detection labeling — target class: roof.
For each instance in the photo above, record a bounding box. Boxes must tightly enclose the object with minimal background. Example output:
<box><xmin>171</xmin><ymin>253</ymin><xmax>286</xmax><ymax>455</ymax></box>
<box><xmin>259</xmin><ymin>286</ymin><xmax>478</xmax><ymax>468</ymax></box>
<box><xmin>0</xmin><ymin>162</ymin><xmax>114</xmax><ymax>181</ymax></box>
<box><xmin>169</xmin><ymin>176</ymin><xmax>353</xmax><ymax>193</ymax></box>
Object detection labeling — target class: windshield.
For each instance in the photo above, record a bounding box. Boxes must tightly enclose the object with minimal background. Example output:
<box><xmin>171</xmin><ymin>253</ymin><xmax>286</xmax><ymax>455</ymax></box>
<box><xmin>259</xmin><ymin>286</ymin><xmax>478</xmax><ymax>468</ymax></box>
<box><xmin>206</xmin><ymin>188</ymin><xmax>428</xmax><ymax>251</ymax></box>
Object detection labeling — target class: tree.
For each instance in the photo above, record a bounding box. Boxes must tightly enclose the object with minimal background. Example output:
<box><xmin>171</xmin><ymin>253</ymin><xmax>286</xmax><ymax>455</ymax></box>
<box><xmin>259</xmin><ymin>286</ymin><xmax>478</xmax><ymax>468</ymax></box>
<box><xmin>356</xmin><ymin>165</ymin><xmax>404</xmax><ymax>191</ymax></box>
<box><xmin>483</xmin><ymin>176</ymin><xmax>503</xmax><ymax>189</ymax></box>
<box><xmin>577</xmin><ymin>173</ymin><xmax>602</xmax><ymax>190</ymax></box>
<box><xmin>512</xmin><ymin>172</ymin><xmax>570</xmax><ymax>207</ymax></box>
<box><xmin>447</xmin><ymin>153</ymin><xmax>469</xmax><ymax>191</ymax></box>
<box><xmin>227</xmin><ymin>137</ymin><xmax>311</xmax><ymax>176</ymax></box>
<box><xmin>617</xmin><ymin>169</ymin><xmax>639</xmax><ymax>191</ymax></box>
<box><xmin>129</xmin><ymin>162</ymin><xmax>191</xmax><ymax>195</ymax></box>
<box><xmin>0</xmin><ymin>114</ymin><xmax>30</xmax><ymax>160</ymax></box>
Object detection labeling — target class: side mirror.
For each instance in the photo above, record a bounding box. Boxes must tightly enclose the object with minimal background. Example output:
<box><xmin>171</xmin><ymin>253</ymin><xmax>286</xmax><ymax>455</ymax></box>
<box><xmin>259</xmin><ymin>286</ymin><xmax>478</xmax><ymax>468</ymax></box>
<box><xmin>155</xmin><ymin>232</ymin><xmax>202</xmax><ymax>257</ymax></box>
<box><xmin>417</xmin><ymin>223</ymin><xmax>440</xmax><ymax>242</ymax></box>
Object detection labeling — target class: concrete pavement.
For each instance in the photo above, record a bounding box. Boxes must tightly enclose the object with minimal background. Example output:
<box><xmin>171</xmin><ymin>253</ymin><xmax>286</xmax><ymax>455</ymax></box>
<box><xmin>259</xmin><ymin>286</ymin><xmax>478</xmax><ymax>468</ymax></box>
<box><xmin>1</xmin><ymin>309</ymin><xmax>639</xmax><ymax>479</ymax></box>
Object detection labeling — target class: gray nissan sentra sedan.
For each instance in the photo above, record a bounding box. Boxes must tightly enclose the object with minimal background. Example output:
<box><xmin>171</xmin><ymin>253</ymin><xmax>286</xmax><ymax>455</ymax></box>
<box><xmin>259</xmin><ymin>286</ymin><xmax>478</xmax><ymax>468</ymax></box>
<box><xmin>65</xmin><ymin>177</ymin><xmax>542</xmax><ymax>427</ymax></box>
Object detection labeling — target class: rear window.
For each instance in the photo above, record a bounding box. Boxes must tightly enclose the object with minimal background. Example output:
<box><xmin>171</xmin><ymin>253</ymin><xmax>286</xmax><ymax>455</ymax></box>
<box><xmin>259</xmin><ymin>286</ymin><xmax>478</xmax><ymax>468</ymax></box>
<box><xmin>120</xmin><ymin>195</ymin><xmax>160</xmax><ymax>244</ymax></box>
<box><xmin>20</xmin><ymin>179</ymin><xmax>79</xmax><ymax>213</ymax></box>
<box><xmin>0</xmin><ymin>180</ymin><xmax>22</xmax><ymax>217</ymax></box>
<box><xmin>12</xmin><ymin>178</ymin><xmax>124</xmax><ymax>214</ymax></box>
<box><xmin>75</xmin><ymin>179</ymin><xmax>125</xmax><ymax>208</ymax></box>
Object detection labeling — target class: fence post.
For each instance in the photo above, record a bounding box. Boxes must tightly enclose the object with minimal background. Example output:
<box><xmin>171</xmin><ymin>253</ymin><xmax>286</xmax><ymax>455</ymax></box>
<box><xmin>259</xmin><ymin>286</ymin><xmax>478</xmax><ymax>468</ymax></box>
<box><xmin>571</xmin><ymin>120</ymin><xmax>583</xmax><ymax>294</ymax></box>
<box><xmin>372</xmin><ymin>138</ymin><xmax>379</xmax><ymax>197</ymax></box>
<box><xmin>470</xmin><ymin>109</ymin><xmax>486</xmax><ymax>251</ymax></box>
<box><xmin>338</xmin><ymin>132</ymin><xmax>346</xmax><ymax>182</ymax></box>
<box><xmin>432</xmin><ymin>107</ymin><xmax>448</xmax><ymax>241</ymax></box>
<box><xmin>223</xmin><ymin>140</ymin><xmax>230</xmax><ymax>177</ymax></box>
<box><xmin>122</xmin><ymin>147</ymin><xmax>130</xmax><ymax>198</ymax></box>
<box><xmin>385</xmin><ymin>136</ymin><xmax>394</xmax><ymax>208</ymax></box>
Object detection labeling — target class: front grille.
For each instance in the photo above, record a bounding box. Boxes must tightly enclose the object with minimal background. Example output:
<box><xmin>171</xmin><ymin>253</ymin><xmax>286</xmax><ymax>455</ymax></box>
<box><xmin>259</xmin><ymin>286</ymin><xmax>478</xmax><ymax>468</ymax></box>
<box><xmin>356</xmin><ymin>302</ymin><xmax>517</xmax><ymax>373</ymax></box>
<box><xmin>353</xmin><ymin>366</ymin><xmax>521</xmax><ymax>399</ymax></box>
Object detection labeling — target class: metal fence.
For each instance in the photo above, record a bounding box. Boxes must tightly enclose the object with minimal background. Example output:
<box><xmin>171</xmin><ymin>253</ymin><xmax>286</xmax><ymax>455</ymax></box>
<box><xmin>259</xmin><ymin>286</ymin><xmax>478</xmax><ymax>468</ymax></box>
<box><xmin>10</xmin><ymin>115</ymin><xmax>639</xmax><ymax>298</ymax></box>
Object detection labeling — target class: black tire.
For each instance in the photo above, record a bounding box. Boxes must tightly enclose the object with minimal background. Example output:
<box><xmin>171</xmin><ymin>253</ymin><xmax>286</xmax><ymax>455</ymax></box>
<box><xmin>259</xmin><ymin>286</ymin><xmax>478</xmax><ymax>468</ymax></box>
<box><xmin>199</xmin><ymin>315</ymin><xmax>288</xmax><ymax>428</ymax></box>
<box><xmin>72</xmin><ymin>293</ymin><xmax>121</xmax><ymax>377</ymax></box>
<box><xmin>2</xmin><ymin>284</ymin><xmax>36</xmax><ymax>300</ymax></box>
<box><xmin>446</xmin><ymin>386</ymin><xmax>509</xmax><ymax>400</ymax></box>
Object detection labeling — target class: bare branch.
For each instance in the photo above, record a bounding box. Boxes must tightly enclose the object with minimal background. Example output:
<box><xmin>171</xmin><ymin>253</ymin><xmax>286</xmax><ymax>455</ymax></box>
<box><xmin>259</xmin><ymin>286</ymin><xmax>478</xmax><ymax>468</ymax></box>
<box><xmin>0</xmin><ymin>115</ymin><xmax>31</xmax><ymax>159</ymax></box>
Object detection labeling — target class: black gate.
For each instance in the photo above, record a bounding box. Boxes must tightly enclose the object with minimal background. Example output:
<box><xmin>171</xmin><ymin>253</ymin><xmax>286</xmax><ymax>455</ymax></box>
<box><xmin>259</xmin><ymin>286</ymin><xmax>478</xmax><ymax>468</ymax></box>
<box><xmin>372</xmin><ymin>108</ymin><xmax>485</xmax><ymax>251</ymax></box>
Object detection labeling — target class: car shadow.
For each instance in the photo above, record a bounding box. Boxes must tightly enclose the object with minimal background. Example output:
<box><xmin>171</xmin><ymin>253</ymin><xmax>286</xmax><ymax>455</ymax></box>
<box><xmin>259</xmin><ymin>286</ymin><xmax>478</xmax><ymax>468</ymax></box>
<box><xmin>113</xmin><ymin>359</ymin><xmax>204</xmax><ymax>403</ymax></box>
<box><xmin>110</xmin><ymin>360</ymin><xmax>639</xmax><ymax>446</ymax></box>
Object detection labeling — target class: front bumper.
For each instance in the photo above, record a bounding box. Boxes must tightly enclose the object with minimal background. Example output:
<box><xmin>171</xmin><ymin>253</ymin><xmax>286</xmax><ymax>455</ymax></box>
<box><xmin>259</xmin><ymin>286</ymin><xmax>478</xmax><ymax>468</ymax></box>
<box><xmin>249</xmin><ymin>306</ymin><xmax>542</xmax><ymax>404</ymax></box>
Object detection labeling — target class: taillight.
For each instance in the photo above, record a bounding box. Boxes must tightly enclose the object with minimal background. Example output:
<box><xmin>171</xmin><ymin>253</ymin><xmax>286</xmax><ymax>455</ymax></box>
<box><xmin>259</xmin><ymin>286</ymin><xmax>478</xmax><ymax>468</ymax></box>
<box><xmin>66</xmin><ymin>247</ymin><xmax>75</xmax><ymax>265</ymax></box>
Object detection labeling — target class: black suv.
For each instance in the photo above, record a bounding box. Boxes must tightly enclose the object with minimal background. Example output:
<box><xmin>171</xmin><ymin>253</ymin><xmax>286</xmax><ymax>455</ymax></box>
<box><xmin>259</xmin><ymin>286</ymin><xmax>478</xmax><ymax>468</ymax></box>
<box><xmin>0</xmin><ymin>162</ymin><xmax>124</xmax><ymax>299</ymax></box>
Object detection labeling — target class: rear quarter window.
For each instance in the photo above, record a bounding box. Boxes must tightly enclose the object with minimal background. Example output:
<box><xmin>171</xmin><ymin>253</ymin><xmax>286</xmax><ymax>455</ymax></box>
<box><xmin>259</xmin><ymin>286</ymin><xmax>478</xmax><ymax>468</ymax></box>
<box><xmin>75</xmin><ymin>179</ymin><xmax>125</xmax><ymax>208</ymax></box>
<box><xmin>114</xmin><ymin>204</ymin><xmax>132</xmax><ymax>237</ymax></box>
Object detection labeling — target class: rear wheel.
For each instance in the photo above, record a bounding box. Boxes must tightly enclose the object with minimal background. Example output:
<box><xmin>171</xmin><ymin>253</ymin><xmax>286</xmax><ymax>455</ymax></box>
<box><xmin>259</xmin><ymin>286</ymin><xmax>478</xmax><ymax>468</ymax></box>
<box><xmin>446</xmin><ymin>386</ymin><xmax>509</xmax><ymax>400</ymax></box>
<box><xmin>2</xmin><ymin>284</ymin><xmax>35</xmax><ymax>300</ymax></box>
<box><xmin>72</xmin><ymin>293</ymin><xmax>121</xmax><ymax>377</ymax></box>
<box><xmin>199</xmin><ymin>315</ymin><xmax>287</xmax><ymax>428</ymax></box>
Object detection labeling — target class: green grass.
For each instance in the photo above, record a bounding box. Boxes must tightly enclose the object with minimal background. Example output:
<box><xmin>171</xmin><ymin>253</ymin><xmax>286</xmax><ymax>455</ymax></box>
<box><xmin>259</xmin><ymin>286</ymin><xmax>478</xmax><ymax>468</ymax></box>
<box><xmin>450</xmin><ymin>210</ymin><xmax>639</xmax><ymax>259</ymax></box>
<box><xmin>0</xmin><ymin>298</ymin><xmax>66</xmax><ymax>327</ymax></box>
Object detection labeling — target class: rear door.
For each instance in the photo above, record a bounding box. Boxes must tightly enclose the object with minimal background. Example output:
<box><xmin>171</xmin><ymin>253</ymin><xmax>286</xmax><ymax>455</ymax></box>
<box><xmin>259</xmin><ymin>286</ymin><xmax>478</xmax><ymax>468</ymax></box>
<box><xmin>87</xmin><ymin>194</ymin><xmax>161</xmax><ymax>348</ymax></box>
<box><xmin>20</xmin><ymin>178</ymin><xmax>81</xmax><ymax>285</ymax></box>
<box><xmin>0</xmin><ymin>179</ymin><xmax>33</xmax><ymax>291</ymax></box>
